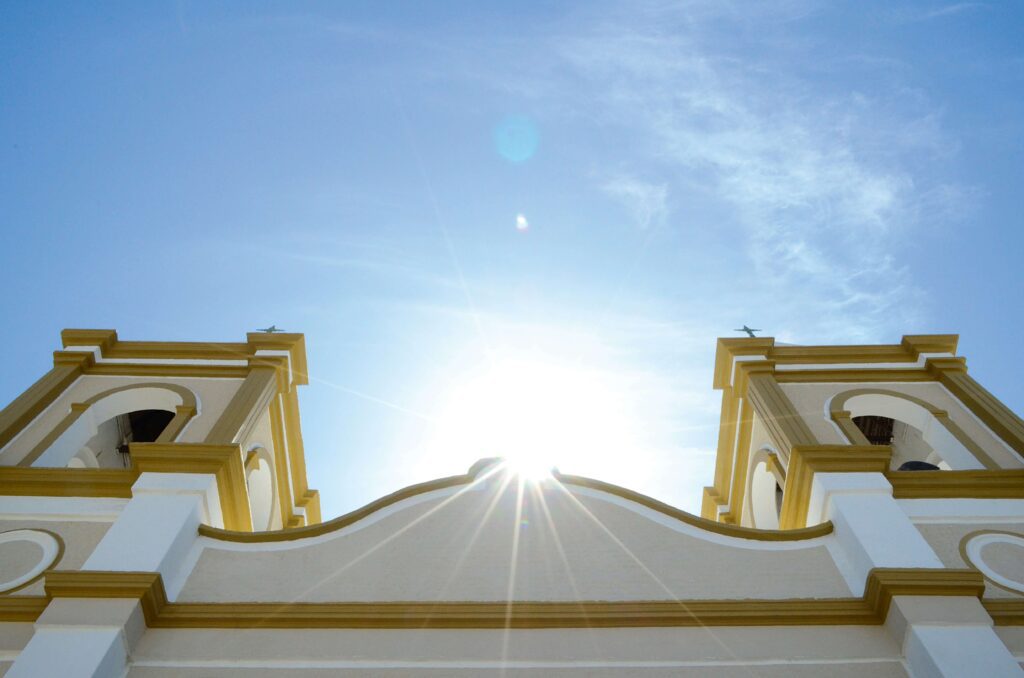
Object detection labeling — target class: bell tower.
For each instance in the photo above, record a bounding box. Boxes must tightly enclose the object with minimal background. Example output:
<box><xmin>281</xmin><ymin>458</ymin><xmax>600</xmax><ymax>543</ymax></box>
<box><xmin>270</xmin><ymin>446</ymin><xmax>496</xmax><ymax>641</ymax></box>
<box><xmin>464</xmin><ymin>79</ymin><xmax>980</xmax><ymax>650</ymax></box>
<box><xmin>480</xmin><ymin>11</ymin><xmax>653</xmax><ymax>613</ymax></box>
<box><xmin>702</xmin><ymin>334</ymin><xmax>1024</xmax><ymax>531</ymax></box>
<box><xmin>0</xmin><ymin>329</ymin><xmax>320</xmax><ymax>532</ymax></box>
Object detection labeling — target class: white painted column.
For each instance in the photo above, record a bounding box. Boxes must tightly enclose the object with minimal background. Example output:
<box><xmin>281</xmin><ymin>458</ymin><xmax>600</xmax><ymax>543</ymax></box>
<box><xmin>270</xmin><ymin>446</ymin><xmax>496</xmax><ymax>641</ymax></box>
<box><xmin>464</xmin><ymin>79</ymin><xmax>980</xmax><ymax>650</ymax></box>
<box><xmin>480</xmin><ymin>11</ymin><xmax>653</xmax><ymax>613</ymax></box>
<box><xmin>806</xmin><ymin>473</ymin><xmax>944</xmax><ymax>595</ymax></box>
<box><xmin>887</xmin><ymin>596</ymin><xmax>1024</xmax><ymax>677</ymax></box>
<box><xmin>6</xmin><ymin>599</ymin><xmax>145</xmax><ymax>678</ymax></box>
<box><xmin>83</xmin><ymin>472</ymin><xmax>222</xmax><ymax>596</ymax></box>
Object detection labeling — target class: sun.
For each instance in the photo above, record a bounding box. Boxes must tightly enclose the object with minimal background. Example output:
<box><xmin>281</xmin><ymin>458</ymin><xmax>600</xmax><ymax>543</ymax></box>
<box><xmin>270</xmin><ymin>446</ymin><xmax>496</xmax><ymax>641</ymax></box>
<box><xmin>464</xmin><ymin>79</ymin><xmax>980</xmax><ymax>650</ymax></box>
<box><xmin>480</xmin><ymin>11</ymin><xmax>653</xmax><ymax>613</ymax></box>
<box><xmin>424</xmin><ymin>356</ymin><xmax>636</xmax><ymax>481</ymax></box>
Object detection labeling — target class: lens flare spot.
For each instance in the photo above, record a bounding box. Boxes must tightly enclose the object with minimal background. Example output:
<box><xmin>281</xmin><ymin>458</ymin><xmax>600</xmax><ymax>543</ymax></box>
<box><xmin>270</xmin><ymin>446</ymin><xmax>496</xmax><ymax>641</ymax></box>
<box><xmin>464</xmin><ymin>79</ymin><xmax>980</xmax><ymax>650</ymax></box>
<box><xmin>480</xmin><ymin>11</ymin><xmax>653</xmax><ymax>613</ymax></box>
<box><xmin>494</xmin><ymin>115</ymin><xmax>539</xmax><ymax>163</ymax></box>
<box><xmin>516</xmin><ymin>214</ymin><xmax>529</xmax><ymax>232</ymax></box>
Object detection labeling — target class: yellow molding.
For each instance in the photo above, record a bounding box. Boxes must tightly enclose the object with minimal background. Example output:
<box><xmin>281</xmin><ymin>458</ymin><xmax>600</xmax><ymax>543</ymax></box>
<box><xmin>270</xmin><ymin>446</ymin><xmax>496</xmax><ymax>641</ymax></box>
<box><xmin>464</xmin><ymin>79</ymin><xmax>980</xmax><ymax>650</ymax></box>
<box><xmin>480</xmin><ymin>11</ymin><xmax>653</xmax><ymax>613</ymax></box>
<box><xmin>774</xmin><ymin>369</ymin><xmax>935</xmax><ymax>383</ymax></box>
<box><xmin>0</xmin><ymin>595</ymin><xmax>49</xmax><ymax>622</ymax></box>
<box><xmin>700</xmin><ymin>486</ymin><xmax>725</xmax><ymax>521</ymax></box>
<box><xmin>267</xmin><ymin>395</ymin><xmax>297</xmax><ymax>529</ymax></box>
<box><xmin>862</xmin><ymin>567</ymin><xmax>984</xmax><ymax>620</ymax></box>
<box><xmin>0</xmin><ymin>361</ymin><xmax>87</xmax><ymax>450</ymax></box>
<box><xmin>132</xmin><ymin>443</ymin><xmax>252</xmax><ymax>532</ymax></box>
<box><xmin>83</xmin><ymin>363</ymin><xmax>250</xmax><ymax>379</ymax></box>
<box><xmin>44</xmin><ymin>570</ymin><xmax>167</xmax><ymax>625</ymax></box>
<box><xmin>709</xmin><ymin>387</ymin><xmax>740</xmax><ymax>508</ymax></box>
<box><xmin>61</xmin><ymin>329</ymin><xmax>119</xmax><ymax>352</ymax></box>
<box><xmin>713</xmin><ymin>334</ymin><xmax>959</xmax><ymax>391</ymax></box>
<box><xmin>200</xmin><ymin>467</ymin><xmax>834</xmax><ymax>544</ymax></box>
<box><xmin>930</xmin><ymin>361</ymin><xmax>1024</xmax><ymax>460</ymax></box>
<box><xmin>746</xmin><ymin>372</ymin><xmax>818</xmax><ymax>452</ymax></box>
<box><xmin>0</xmin><ymin>467</ymin><xmax>136</xmax><ymax>497</ymax></box>
<box><xmin>888</xmin><ymin>470</ymin><xmax>1024</xmax><ymax>499</ymax></box>
<box><xmin>983</xmin><ymin>600</ymin><xmax>1024</xmax><ymax>625</ymax></box>
<box><xmin>19</xmin><ymin>567</ymin><xmax>982</xmax><ymax>629</ymax></box>
<box><xmin>778</xmin><ymin>445</ymin><xmax>892</xmax><ymax>530</ymax></box>
<box><xmin>723</xmin><ymin>398</ymin><xmax>755</xmax><ymax>525</ymax></box>
<box><xmin>158</xmin><ymin>405</ymin><xmax>197</xmax><ymax>443</ymax></box>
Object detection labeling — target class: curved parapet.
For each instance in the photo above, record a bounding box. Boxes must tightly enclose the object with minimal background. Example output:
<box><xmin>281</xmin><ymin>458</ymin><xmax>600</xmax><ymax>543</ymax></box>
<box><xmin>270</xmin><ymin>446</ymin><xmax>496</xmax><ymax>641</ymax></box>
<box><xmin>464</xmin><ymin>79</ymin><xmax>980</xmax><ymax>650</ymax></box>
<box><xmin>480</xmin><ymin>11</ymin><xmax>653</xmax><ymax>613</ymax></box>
<box><xmin>182</xmin><ymin>461</ymin><xmax>845</xmax><ymax>605</ymax></box>
<box><xmin>198</xmin><ymin>461</ymin><xmax>833</xmax><ymax>544</ymax></box>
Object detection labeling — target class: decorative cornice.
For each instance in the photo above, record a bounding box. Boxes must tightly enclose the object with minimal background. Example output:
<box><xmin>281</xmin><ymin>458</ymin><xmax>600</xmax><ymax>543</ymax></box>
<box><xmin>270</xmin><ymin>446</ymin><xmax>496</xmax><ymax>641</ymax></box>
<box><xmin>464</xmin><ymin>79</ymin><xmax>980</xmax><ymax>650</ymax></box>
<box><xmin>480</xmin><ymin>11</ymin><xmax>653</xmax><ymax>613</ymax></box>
<box><xmin>132</xmin><ymin>443</ymin><xmax>252</xmax><ymax>532</ymax></box>
<box><xmin>888</xmin><ymin>470</ymin><xmax>1024</xmax><ymax>499</ymax></box>
<box><xmin>4</xmin><ymin>567</ymin><xmax>982</xmax><ymax>629</ymax></box>
<box><xmin>0</xmin><ymin>595</ymin><xmax>49</xmax><ymax>622</ymax></box>
<box><xmin>713</xmin><ymin>334</ymin><xmax>959</xmax><ymax>391</ymax></box>
<box><xmin>778</xmin><ymin>445</ymin><xmax>892</xmax><ymax>530</ymax></box>
<box><xmin>0</xmin><ymin>467</ymin><xmax>136</xmax><ymax>497</ymax></box>
<box><xmin>983</xmin><ymin>599</ymin><xmax>1024</xmax><ymax>626</ymax></box>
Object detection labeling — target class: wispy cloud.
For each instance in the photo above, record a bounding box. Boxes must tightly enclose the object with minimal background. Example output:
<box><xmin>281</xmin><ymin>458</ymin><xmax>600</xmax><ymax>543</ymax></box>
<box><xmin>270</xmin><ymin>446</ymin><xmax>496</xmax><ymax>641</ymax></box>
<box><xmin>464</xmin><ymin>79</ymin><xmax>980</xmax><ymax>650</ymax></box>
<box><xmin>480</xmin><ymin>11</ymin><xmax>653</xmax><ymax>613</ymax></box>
<box><xmin>601</xmin><ymin>174</ymin><xmax>668</xmax><ymax>230</ymax></box>
<box><xmin>892</xmin><ymin>2</ymin><xmax>989</xmax><ymax>22</ymax></box>
<box><xmin>542</xmin><ymin>1</ymin><xmax>972</xmax><ymax>341</ymax></box>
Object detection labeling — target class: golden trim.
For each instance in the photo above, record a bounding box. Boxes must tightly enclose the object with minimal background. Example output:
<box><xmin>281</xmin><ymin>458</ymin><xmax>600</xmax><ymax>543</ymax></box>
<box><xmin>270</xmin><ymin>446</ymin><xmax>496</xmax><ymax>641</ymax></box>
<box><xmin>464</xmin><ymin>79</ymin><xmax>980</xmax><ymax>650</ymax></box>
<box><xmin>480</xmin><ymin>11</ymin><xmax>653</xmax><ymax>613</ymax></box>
<box><xmin>21</xmin><ymin>567</ymin><xmax>981</xmax><ymax>629</ymax></box>
<box><xmin>0</xmin><ymin>467</ymin><xmax>136</xmax><ymax>497</ymax></box>
<box><xmin>0</xmin><ymin>360</ymin><xmax>88</xmax><ymax>451</ymax></box>
<box><xmin>863</xmin><ymin>567</ymin><xmax>984</xmax><ymax>620</ymax></box>
<box><xmin>0</xmin><ymin>529</ymin><xmax>65</xmax><ymax>594</ymax></box>
<box><xmin>158</xmin><ymin>404</ymin><xmax>197</xmax><ymax>443</ymax></box>
<box><xmin>83</xmin><ymin>364</ymin><xmax>249</xmax><ymax>379</ymax></box>
<box><xmin>132</xmin><ymin>443</ymin><xmax>252</xmax><ymax>532</ymax></box>
<box><xmin>746</xmin><ymin>372</ymin><xmax>818</xmax><ymax>453</ymax></box>
<box><xmin>723</xmin><ymin>398</ymin><xmax>755</xmax><ymax>524</ymax></box>
<box><xmin>983</xmin><ymin>600</ymin><xmax>1024</xmax><ymax>625</ymax></box>
<box><xmin>930</xmin><ymin>361</ymin><xmax>1024</xmax><ymax>460</ymax></box>
<box><xmin>0</xmin><ymin>596</ymin><xmax>49</xmax><ymax>622</ymax></box>
<box><xmin>774</xmin><ymin>369</ymin><xmax>935</xmax><ymax>383</ymax></box>
<box><xmin>199</xmin><ymin>468</ymin><xmax>834</xmax><ymax>544</ymax></box>
<box><xmin>889</xmin><ymin>470</ymin><xmax>1024</xmax><ymax>499</ymax></box>
<box><xmin>713</xmin><ymin>334</ymin><xmax>958</xmax><ymax>390</ymax></box>
<box><xmin>957</xmin><ymin>529</ymin><xmax>1024</xmax><ymax>596</ymax></box>
<box><xmin>830</xmin><ymin>388</ymin><xmax>999</xmax><ymax>470</ymax></box>
<box><xmin>267</xmin><ymin>396</ymin><xmax>297</xmax><ymax>528</ymax></box>
<box><xmin>44</xmin><ymin>570</ymin><xmax>167</xmax><ymax>624</ymax></box>
<box><xmin>778</xmin><ymin>445</ymin><xmax>892</xmax><ymax>529</ymax></box>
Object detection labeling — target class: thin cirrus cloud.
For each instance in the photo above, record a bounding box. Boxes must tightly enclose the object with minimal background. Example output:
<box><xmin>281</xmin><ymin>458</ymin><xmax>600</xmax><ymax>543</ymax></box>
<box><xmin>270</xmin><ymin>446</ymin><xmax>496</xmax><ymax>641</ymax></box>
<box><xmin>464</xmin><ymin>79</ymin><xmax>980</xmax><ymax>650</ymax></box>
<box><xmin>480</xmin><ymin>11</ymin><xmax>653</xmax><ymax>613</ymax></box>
<box><xmin>547</xmin><ymin>3</ymin><xmax>971</xmax><ymax>342</ymax></box>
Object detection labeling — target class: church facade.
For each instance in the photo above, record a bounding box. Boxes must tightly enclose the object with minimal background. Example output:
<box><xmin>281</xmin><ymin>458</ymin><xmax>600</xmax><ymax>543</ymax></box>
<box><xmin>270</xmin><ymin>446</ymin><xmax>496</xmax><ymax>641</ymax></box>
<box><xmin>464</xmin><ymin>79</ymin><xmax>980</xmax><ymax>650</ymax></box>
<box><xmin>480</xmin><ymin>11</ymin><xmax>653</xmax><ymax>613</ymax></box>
<box><xmin>1</xmin><ymin>329</ymin><xmax>1023</xmax><ymax>677</ymax></box>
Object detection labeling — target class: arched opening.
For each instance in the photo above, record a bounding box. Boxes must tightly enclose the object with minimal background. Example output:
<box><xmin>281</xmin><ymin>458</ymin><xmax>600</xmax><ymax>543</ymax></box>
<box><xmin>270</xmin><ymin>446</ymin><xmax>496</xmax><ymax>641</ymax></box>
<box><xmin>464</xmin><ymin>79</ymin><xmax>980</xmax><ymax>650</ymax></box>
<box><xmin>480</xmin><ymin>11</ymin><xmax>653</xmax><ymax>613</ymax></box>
<box><xmin>834</xmin><ymin>390</ymin><xmax>982</xmax><ymax>470</ymax></box>
<box><xmin>77</xmin><ymin>409</ymin><xmax>176</xmax><ymax>469</ymax></box>
<box><xmin>245</xmin><ymin>447</ymin><xmax>277</xmax><ymax>531</ymax></box>
<box><xmin>748</xmin><ymin>449</ymin><xmax>784</xmax><ymax>529</ymax></box>
<box><xmin>28</xmin><ymin>384</ymin><xmax>196</xmax><ymax>468</ymax></box>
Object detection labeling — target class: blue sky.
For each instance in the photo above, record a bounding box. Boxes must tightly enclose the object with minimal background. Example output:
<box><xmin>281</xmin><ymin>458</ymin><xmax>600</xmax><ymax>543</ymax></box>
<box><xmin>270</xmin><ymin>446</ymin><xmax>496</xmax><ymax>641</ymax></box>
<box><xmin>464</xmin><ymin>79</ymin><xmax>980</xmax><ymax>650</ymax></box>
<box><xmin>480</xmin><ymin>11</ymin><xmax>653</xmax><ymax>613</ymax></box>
<box><xmin>2</xmin><ymin>1</ymin><xmax>1022</xmax><ymax>519</ymax></box>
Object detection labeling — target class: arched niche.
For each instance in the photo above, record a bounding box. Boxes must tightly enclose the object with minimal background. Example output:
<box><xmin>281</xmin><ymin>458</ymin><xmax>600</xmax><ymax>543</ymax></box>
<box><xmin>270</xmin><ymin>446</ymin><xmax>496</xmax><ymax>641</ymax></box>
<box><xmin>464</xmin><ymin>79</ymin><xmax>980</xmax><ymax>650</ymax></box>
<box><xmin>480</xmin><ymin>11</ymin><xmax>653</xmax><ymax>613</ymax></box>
<box><xmin>747</xmin><ymin>448</ymin><xmax>785</xmax><ymax>530</ymax></box>
<box><xmin>829</xmin><ymin>388</ymin><xmax>991</xmax><ymax>470</ymax></box>
<box><xmin>245</xmin><ymin>446</ymin><xmax>278</xmax><ymax>531</ymax></box>
<box><xmin>26</xmin><ymin>383</ymin><xmax>198</xmax><ymax>468</ymax></box>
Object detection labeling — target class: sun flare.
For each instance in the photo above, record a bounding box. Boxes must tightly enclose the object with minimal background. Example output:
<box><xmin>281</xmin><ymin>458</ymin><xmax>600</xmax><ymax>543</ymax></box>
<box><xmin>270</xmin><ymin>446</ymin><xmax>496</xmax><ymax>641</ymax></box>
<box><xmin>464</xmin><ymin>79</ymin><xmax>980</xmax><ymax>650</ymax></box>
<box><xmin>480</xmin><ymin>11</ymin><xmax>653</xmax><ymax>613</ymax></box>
<box><xmin>426</xmin><ymin>357</ymin><xmax>637</xmax><ymax>481</ymax></box>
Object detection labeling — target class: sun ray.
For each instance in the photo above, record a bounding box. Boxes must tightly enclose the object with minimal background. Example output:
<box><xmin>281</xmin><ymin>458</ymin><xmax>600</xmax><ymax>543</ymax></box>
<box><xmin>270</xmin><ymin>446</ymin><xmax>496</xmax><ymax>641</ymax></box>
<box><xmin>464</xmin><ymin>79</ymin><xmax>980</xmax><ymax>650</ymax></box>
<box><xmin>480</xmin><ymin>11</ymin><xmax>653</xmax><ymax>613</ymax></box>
<box><xmin>499</xmin><ymin>476</ymin><xmax>527</xmax><ymax>676</ymax></box>
<box><xmin>530</xmin><ymin>482</ymin><xmax>605</xmax><ymax>658</ymax></box>
<box><xmin>548</xmin><ymin>478</ymin><xmax>757</xmax><ymax>673</ymax></box>
<box><xmin>290</xmin><ymin>463</ymin><xmax>506</xmax><ymax>602</ymax></box>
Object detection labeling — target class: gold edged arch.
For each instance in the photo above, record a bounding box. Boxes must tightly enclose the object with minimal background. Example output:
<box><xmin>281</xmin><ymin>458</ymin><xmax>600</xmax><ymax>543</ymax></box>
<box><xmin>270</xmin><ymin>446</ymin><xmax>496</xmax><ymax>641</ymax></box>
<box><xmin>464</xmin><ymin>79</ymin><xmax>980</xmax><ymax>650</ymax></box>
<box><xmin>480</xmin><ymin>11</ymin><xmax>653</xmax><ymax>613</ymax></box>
<box><xmin>198</xmin><ymin>464</ymin><xmax>833</xmax><ymax>544</ymax></box>
<box><xmin>17</xmin><ymin>382</ymin><xmax>198</xmax><ymax>467</ymax></box>
<box><xmin>829</xmin><ymin>387</ymin><xmax>998</xmax><ymax>469</ymax></box>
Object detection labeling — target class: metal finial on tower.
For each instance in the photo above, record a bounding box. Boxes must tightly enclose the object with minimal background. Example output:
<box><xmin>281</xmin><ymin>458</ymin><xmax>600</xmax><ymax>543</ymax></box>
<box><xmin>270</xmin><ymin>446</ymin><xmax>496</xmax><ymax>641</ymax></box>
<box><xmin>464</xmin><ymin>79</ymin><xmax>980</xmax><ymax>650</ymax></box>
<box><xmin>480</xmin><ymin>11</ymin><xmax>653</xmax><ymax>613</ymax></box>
<box><xmin>733</xmin><ymin>325</ymin><xmax>760</xmax><ymax>338</ymax></box>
